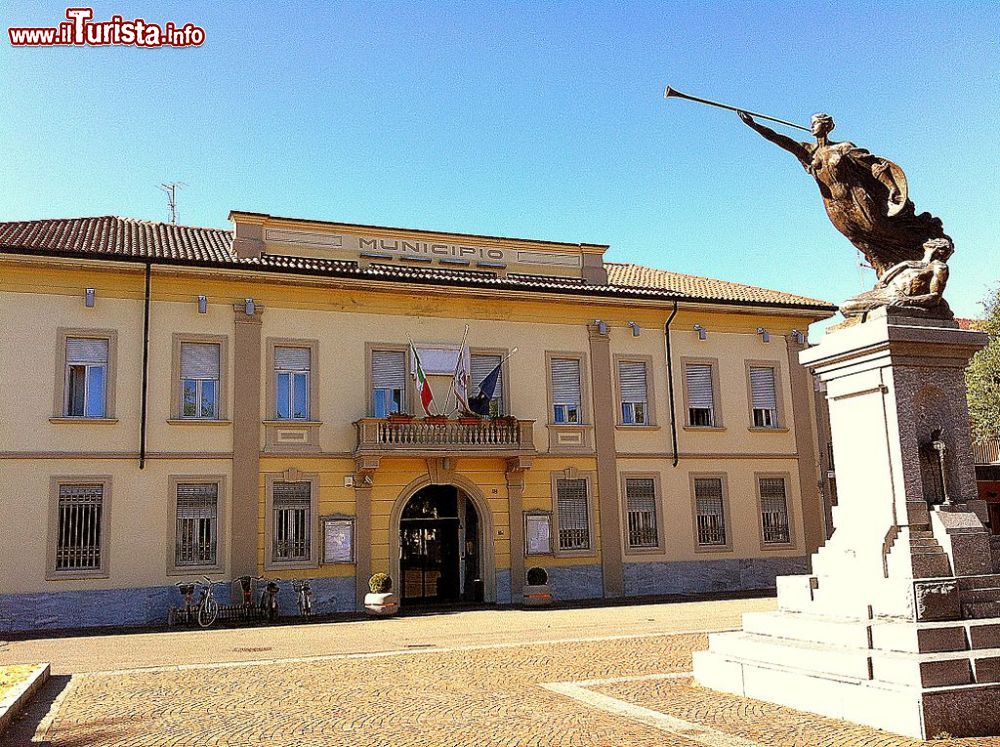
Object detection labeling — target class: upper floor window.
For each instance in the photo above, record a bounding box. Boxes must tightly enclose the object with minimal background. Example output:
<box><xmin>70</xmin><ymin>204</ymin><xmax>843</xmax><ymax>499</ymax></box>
<box><xmin>618</xmin><ymin>360</ymin><xmax>648</xmax><ymax>425</ymax></box>
<box><xmin>275</xmin><ymin>346</ymin><xmax>310</xmax><ymax>420</ymax></box>
<box><xmin>749</xmin><ymin>365</ymin><xmax>779</xmax><ymax>428</ymax></box>
<box><xmin>180</xmin><ymin>342</ymin><xmax>220</xmax><ymax>419</ymax></box>
<box><xmin>550</xmin><ymin>357</ymin><xmax>582</xmax><ymax>424</ymax></box>
<box><xmin>65</xmin><ymin>337</ymin><xmax>108</xmax><ymax>417</ymax></box>
<box><xmin>624</xmin><ymin>477</ymin><xmax>658</xmax><ymax>549</ymax></box>
<box><xmin>555</xmin><ymin>477</ymin><xmax>591</xmax><ymax>551</ymax></box>
<box><xmin>470</xmin><ymin>353</ymin><xmax>504</xmax><ymax>416</ymax></box>
<box><xmin>685</xmin><ymin>363</ymin><xmax>716</xmax><ymax>427</ymax></box>
<box><xmin>372</xmin><ymin>349</ymin><xmax>406</xmax><ymax>417</ymax></box>
<box><xmin>759</xmin><ymin>476</ymin><xmax>791</xmax><ymax>545</ymax></box>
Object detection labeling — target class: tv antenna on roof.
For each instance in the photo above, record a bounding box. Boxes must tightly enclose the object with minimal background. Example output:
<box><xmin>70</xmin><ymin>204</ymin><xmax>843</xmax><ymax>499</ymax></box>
<box><xmin>158</xmin><ymin>182</ymin><xmax>186</xmax><ymax>224</ymax></box>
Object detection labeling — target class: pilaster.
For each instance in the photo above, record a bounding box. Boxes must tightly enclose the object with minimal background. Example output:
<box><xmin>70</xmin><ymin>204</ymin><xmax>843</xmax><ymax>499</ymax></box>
<box><xmin>231</xmin><ymin>302</ymin><xmax>264</xmax><ymax>577</ymax></box>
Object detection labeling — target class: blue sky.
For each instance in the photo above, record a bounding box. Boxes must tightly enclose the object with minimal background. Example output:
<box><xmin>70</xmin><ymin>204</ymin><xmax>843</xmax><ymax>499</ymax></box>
<box><xmin>2</xmin><ymin>1</ymin><xmax>998</xmax><ymax>327</ymax></box>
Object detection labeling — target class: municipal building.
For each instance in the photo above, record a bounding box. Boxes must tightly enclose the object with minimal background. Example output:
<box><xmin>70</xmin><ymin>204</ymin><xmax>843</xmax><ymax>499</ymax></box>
<box><xmin>0</xmin><ymin>212</ymin><xmax>836</xmax><ymax>630</ymax></box>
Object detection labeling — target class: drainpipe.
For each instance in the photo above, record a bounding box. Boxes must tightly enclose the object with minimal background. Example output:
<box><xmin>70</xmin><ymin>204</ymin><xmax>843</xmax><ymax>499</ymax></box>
<box><xmin>139</xmin><ymin>262</ymin><xmax>151</xmax><ymax>469</ymax></box>
<box><xmin>664</xmin><ymin>301</ymin><xmax>679</xmax><ymax>467</ymax></box>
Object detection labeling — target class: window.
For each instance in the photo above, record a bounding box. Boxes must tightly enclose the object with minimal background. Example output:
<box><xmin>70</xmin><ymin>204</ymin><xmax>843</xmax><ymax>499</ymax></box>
<box><xmin>550</xmin><ymin>358</ymin><xmax>582</xmax><ymax>423</ymax></box>
<box><xmin>175</xmin><ymin>483</ymin><xmax>218</xmax><ymax>566</ymax></box>
<box><xmin>759</xmin><ymin>476</ymin><xmax>791</xmax><ymax>544</ymax></box>
<box><xmin>618</xmin><ymin>361</ymin><xmax>648</xmax><ymax>425</ymax></box>
<box><xmin>556</xmin><ymin>478</ymin><xmax>590</xmax><ymax>551</ymax></box>
<box><xmin>625</xmin><ymin>477</ymin><xmax>658</xmax><ymax>549</ymax></box>
<box><xmin>750</xmin><ymin>365</ymin><xmax>779</xmax><ymax>428</ymax></box>
<box><xmin>686</xmin><ymin>363</ymin><xmax>716</xmax><ymax>427</ymax></box>
<box><xmin>180</xmin><ymin>342</ymin><xmax>220</xmax><ymax>419</ymax></box>
<box><xmin>470</xmin><ymin>353</ymin><xmax>504</xmax><ymax>416</ymax></box>
<box><xmin>65</xmin><ymin>337</ymin><xmax>108</xmax><ymax>417</ymax></box>
<box><xmin>55</xmin><ymin>483</ymin><xmax>104</xmax><ymax>571</ymax></box>
<box><xmin>275</xmin><ymin>346</ymin><xmax>310</xmax><ymax>420</ymax></box>
<box><xmin>694</xmin><ymin>477</ymin><xmax>727</xmax><ymax>547</ymax></box>
<box><xmin>272</xmin><ymin>481</ymin><xmax>311</xmax><ymax>562</ymax></box>
<box><xmin>372</xmin><ymin>349</ymin><xmax>406</xmax><ymax>417</ymax></box>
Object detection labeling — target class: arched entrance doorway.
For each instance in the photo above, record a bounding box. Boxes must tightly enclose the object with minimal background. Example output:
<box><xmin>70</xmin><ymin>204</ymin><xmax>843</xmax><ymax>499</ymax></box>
<box><xmin>396</xmin><ymin>484</ymin><xmax>486</xmax><ymax>606</ymax></box>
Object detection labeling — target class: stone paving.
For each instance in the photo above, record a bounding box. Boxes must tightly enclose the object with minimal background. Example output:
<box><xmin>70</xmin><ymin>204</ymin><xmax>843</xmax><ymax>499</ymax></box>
<box><xmin>7</xmin><ymin>599</ymin><xmax>1000</xmax><ymax>746</ymax></box>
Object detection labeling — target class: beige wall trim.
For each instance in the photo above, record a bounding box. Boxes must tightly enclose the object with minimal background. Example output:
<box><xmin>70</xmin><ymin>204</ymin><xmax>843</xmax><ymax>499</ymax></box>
<box><xmin>231</xmin><ymin>302</ymin><xmax>264</xmax><ymax>576</ymax></box>
<box><xmin>679</xmin><ymin>355</ymin><xmax>723</xmax><ymax>428</ymax></box>
<box><xmin>612</xmin><ymin>353</ymin><xmax>658</xmax><ymax>427</ymax></box>
<box><xmin>53</xmin><ymin>328</ymin><xmax>119</xmax><ymax>419</ymax></box>
<box><xmin>586</xmin><ymin>324</ymin><xmax>623</xmax><ymax>597</ymax></box>
<box><xmin>0</xmin><ymin>451</ymin><xmax>234</xmax><ymax>460</ymax></box>
<box><xmin>753</xmin><ymin>470</ymin><xmax>798</xmax><ymax>552</ymax></box>
<box><xmin>619</xmin><ymin>471</ymin><xmax>666</xmax><ymax>556</ymax></box>
<box><xmin>46</xmin><ymin>474</ymin><xmax>113</xmax><ymax>580</ymax></box>
<box><xmin>170</xmin><ymin>333</ymin><xmax>230</xmax><ymax>421</ymax></box>
<box><xmin>166</xmin><ymin>474</ymin><xmax>228</xmax><ymax>576</ymax></box>
<box><xmin>615</xmin><ymin>451</ymin><xmax>798</xmax><ymax>460</ymax></box>
<box><xmin>786</xmin><ymin>336</ymin><xmax>825</xmax><ymax>553</ymax></box>
<box><xmin>263</xmin><ymin>470</ymin><xmax>321</xmax><ymax>571</ymax></box>
<box><xmin>688</xmin><ymin>471</ymin><xmax>734</xmax><ymax>554</ymax></box>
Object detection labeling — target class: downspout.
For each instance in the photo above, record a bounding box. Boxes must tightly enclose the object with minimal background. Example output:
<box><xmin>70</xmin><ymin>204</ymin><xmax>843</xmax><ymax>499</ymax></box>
<box><xmin>664</xmin><ymin>300</ymin><xmax>679</xmax><ymax>467</ymax></box>
<box><xmin>139</xmin><ymin>262</ymin><xmax>151</xmax><ymax>469</ymax></box>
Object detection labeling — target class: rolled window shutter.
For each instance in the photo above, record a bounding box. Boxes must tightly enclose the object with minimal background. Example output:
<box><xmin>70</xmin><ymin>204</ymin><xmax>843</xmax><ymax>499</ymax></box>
<box><xmin>686</xmin><ymin>364</ymin><xmax>714</xmax><ymax>408</ymax></box>
<box><xmin>470</xmin><ymin>354</ymin><xmax>502</xmax><ymax>391</ymax></box>
<box><xmin>695</xmin><ymin>478</ymin><xmax>724</xmax><ymax>517</ymax></box>
<box><xmin>275</xmin><ymin>346</ymin><xmax>310</xmax><ymax>371</ymax></box>
<box><xmin>618</xmin><ymin>361</ymin><xmax>647</xmax><ymax>402</ymax></box>
<box><xmin>551</xmin><ymin>358</ymin><xmax>581</xmax><ymax>405</ymax></box>
<box><xmin>66</xmin><ymin>338</ymin><xmax>108</xmax><ymax>364</ymax></box>
<box><xmin>180</xmin><ymin>343</ymin><xmax>220</xmax><ymax>379</ymax></box>
<box><xmin>750</xmin><ymin>366</ymin><xmax>777</xmax><ymax>410</ymax></box>
<box><xmin>556</xmin><ymin>478</ymin><xmax>589</xmax><ymax>549</ymax></box>
<box><xmin>273</xmin><ymin>481</ymin><xmax>311</xmax><ymax>507</ymax></box>
<box><xmin>372</xmin><ymin>350</ymin><xmax>406</xmax><ymax>389</ymax></box>
<box><xmin>626</xmin><ymin>478</ymin><xmax>656</xmax><ymax>516</ymax></box>
<box><xmin>177</xmin><ymin>483</ymin><xmax>219</xmax><ymax>516</ymax></box>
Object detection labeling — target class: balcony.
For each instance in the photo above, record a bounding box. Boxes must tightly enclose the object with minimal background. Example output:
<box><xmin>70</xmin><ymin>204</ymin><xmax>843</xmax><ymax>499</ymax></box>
<box><xmin>354</xmin><ymin>416</ymin><xmax>535</xmax><ymax>457</ymax></box>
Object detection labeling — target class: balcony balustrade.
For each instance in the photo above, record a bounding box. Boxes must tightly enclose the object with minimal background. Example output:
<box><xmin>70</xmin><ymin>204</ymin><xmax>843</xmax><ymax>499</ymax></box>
<box><xmin>354</xmin><ymin>416</ymin><xmax>535</xmax><ymax>456</ymax></box>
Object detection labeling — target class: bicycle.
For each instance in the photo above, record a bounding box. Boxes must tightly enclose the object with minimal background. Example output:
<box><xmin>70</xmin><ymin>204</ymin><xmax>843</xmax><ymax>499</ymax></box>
<box><xmin>292</xmin><ymin>579</ymin><xmax>314</xmax><ymax>616</ymax></box>
<box><xmin>259</xmin><ymin>578</ymin><xmax>281</xmax><ymax>622</ymax></box>
<box><xmin>169</xmin><ymin>581</ymin><xmax>198</xmax><ymax>626</ymax></box>
<box><xmin>196</xmin><ymin>575</ymin><xmax>220</xmax><ymax>628</ymax></box>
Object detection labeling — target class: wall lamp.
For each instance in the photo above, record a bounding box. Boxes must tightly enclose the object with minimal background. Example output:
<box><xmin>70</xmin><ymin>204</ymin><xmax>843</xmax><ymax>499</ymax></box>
<box><xmin>627</xmin><ymin>321</ymin><xmax>641</xmax><ymax>337</ymax></box>
<box><xmin>790</xmin><ymin>329</ymin><xmax>806</xmax><ymax>344</ymax></box>
<box><xmin>594</xmin><ymin>319</ymin><xmax>608</xmax><ymax>335</ymax></box>
<box><xmin>757</xmin><ymin>327</ymin><xmax>770</xmax><ymax>343</ymax></box>
<box><xmin>197</xmin><ymin>295</ymin><xmax>208</xmax><ymax>314</ymax></box>
<box><xmin>244</xmin><ymin>298</ymin><xmax>256</xmax><ymax>316</ymax></box>
<box><xmin>693</xmin><ymin>324</ymin><xmax>707</xmax><ymax>341</ymax></box>
<box><xmin>85</xmin><ymin>288</ymin><xmax>95</xmax><ymax>308</ymax></box>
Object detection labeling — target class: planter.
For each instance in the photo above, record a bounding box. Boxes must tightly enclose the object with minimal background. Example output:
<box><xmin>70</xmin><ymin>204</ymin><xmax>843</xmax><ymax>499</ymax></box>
<box><xmin>387</xmin><ymin>414</ymin><xmax>414</xmax><ymax>423</ymax></box>
<box><xmin>458</xmin><ymin>416</ymin><xmax>482</xmax><ymax>425</ymax></box>
<box><xmin>522</xmin><ymin>584</ymin><xmax>552</xmax><ymax>607</ymax></box>
<box><xmin>364</xmin><ymin>592</ymin><xmax>399</xmax><ymax>616</ymax></box>
<box><xmin>423</xmin><ymin>415</ymin><xmax>450</xmax><ymax>425</ymax></box>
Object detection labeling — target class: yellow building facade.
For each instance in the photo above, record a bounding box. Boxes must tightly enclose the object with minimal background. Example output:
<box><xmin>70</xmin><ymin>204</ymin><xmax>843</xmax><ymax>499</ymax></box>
<box><xmin>0</xmin><ymin>213</ymin><xmax>835</xmax><ymax>630</ymax></box>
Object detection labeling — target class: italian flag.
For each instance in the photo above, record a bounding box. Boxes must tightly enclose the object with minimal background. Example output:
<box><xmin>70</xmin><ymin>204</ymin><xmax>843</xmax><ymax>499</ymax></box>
<box><xmin>410</xmin><ymin>342</ymin><xmax>435</xmax><ymax>416</ymax></box>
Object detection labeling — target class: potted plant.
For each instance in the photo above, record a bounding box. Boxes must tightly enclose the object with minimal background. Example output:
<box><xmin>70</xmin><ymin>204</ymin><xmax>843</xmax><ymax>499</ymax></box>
<box><xmin>387</xmin><ymin>412</ymin><xmax>414</xmax><ymax>423</ymax></box>
<box><xmin>523</xmin><ymin>566</ymin><xmax>552</xmax><ymax>607</ymax></box>
<box><xmin>458</xmin><ymin>413</ymin><xmax>482</xmax><ymax>425</ymax></box>
<box><xmin>364</xmin><ymin>573</ymin><xmax>399</xmax><ymax>616</ymax></box>
<box><xmin>424</xmin><ymin>414</ymin><xmax>450</xmax><ymax>425</ymax></box>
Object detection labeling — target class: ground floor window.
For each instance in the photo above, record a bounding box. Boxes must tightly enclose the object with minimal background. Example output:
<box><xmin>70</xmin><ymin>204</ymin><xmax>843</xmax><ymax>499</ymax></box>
<box><xmin>694</xmin><ymin>477</ymin><xmax>727</xmax><ymax>547</ymax></box>
<box><xmin>176</xmin><ymin>483</ymin><xmax>219</xmax><ymax>566</ymax></box>
<box><xmin>759</xmin><ymin>476</ymin><xmax>791</xmax><ymax>544</ymax></box>
<box><xmin>55</xmin><ymin>483</ymin><xmax>104</xmax><ymax>572</ymax></box>
<box><xmin>555</xmin><ymin>478</ymin><xmax>590</xmax><ymax>551</ymax></box>
<box><xmin>272</xmin><ymin>481</ymin><xmax>311</xmax><ymax>562</ymax></box>
<box><xmin>625</xmin><ymin>477</ymin><xmax>658</xmax><ymax>549</ymax></box>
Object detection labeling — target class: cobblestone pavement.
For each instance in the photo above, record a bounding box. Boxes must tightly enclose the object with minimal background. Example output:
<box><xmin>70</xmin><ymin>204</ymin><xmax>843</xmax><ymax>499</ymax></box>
<box><xmin>8</xmin><ymin>599</ymin><xmax>1000</xmax><ymax>746</ymax></box>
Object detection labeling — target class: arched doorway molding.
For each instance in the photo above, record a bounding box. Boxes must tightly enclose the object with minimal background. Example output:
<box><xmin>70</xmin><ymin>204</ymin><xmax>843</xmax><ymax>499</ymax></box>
<box><xmin>389</xmin><ymin>473</ymin><xmax>497</xmax><ymax>604</ymax></box>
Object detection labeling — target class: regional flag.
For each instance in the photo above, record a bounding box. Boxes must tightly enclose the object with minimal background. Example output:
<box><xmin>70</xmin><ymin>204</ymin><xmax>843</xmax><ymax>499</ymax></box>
<box><xmin>409</xmin><ymin>342</ymin><xmax>435</xmax><ymax>416</ymax></box>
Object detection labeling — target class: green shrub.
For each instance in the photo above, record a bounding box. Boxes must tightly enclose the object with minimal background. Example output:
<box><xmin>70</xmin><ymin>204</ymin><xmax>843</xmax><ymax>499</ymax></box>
<box><xmin>369</xmin><ymin>573</ymin><xmax>392</xmax><ymax>594</ymax></box>
<box><xmin>526</xmin><ymin>567</ymin><xmax>548</xmax><ymax>586</ymax></box>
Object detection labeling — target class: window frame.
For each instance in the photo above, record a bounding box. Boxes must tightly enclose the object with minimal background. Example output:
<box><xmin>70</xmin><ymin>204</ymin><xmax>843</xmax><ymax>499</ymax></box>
<box><xmin>47</xmin><ymin>475</ymin><xmax>112</xmax><ymax>579</ymax></box>
<box><xmin>366</xmin><ymin>343</ymin><xmax>411</xmax><ymax>417</ymax></box>
<box><xmin>681</xmin><ymin>356</ymin><xmax>723</xmax><ymax>430</ymax></box>
<box><xmin>755</xmin><ymin>471</ymin><xmax>796</xmax><ymax>549</ymax></box>
<box><xmin>469</xmin><ymin>346</ymin><xmax>511</xmax><ymax>417</ymax></box>
<box><xmin>166</xmin><ymin>474</ymin><xmax>226</xmax><ymax>575</ymax></box>
<box><xmin>745</xmin><ymin>359</ymin><xmax>786</xmax><ymax>431</ymax></box>
<box><xmin>266</xmin><ymin>338</ymin><xmax>320</xmax><ymax>423</ymax></box>
<box><xmin>689</xmin><ymin>472</ymin><xmax>733</xmax><ymax>553</ymax></box>
<box><xmin>613</xmin><ymin>354</ymin><xmax>657</xmax><ymax>428</ymax></box>
<box><xmin>620</xmin><ymin>472</ymin><xmax>665</xmax><ymax>555</ymax></box>
<box><xmin>264</xmin><ymin>472</ymin><xmax>320</xmax><ymax>571</ymax></box>
<box><xmin>551</xmin><ymin>469</ymin><xmax>597</xmax><ymax>557</ymax></box>
<box><xmin>171</xmin><ymin>334</ymin><xmax>229</xmax><ymax>422</ymax></box>
<box><xmin>545</xmin><ymin>351</ymin><xmax>589</xmax><ymax>426</ymax></box>
<box><xmin>53</xmin><ymin>329</ymin><xmax>118</xmax><ymax>420</ymax></box>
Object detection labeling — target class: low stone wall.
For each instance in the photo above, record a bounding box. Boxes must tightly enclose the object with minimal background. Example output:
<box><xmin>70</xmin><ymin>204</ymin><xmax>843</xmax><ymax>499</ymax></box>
<box><xmin>495</xmin><ymin>569</ymin><xmax>512</xmax><ymax>605</ymax></box>
<box><xmin>624</xmin><ymin>556</ymin><xmax>809</xmax><ymax>598</ymax></box>
<box><xmin>547</xmin><ymin>565</ymin><xmax>604</xmax><ymax>601</ymax></box>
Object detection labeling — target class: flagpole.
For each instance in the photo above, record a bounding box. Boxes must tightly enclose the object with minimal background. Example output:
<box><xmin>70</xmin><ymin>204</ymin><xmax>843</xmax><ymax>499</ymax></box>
<box><xmin>444</xmin><ymin>325</ymin><xmax>470</xmax><ymax>416</ymax></box>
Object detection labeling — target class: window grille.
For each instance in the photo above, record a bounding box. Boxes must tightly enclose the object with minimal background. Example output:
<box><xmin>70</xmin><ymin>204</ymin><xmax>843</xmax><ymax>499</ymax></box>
<box><xmin>750</xmin><ymin>366</ymin><xmax>778</xmax><ymax>427</ymax></box>
<box><xmin>272</xmin><ymin>481</ymin><xmax>311</xmax><ymax>562</ymax></box>
<box><xmin>760</xmin><ymin>477</ymin><xmax>791</xmax><ymax>544</ymax></box>
<box><xmin>56</xmin><ymin>484</ymin><xmax>103</xmax><ymax>571</ymax></box>
<box><xmin>619</xmin><ymin>361</ymin><xmax>648</xmax><ymax>425</ymax></box>
<box><xmin>625</xmin><ymin>477</ymin><xmax>658</xmax><ymax>548</ymax></box>
<box><xmin>65</xmin><ymin>337</ymin><xmax>108</xmax><ymax>417</ymax></box>
<box><xmin>275</xmin><ymin>346</ymin><xmax>310</xmax><ymax>420</ymax></box>
<box><xmin>686</xmin><ymin>363</ymin><xmax>715</xmax><ymax>426</ymax></box>
<box><xmin>694</xmin><ymin>478</ymin><xmax>727</xmax><ymax>546</ymax></box>
<box><xmin>180</xmin><ymin>342</ymin><xmax>220</xmax><ymax>418</ymax></box>
<box><xmin>176</xmin><ymin>483</ymin><xmax>218</xmax><ymax>566</ymax></box>
<box><xmin>556</xmin><ymin>478</ymin><xmax>590</xmax><ymax>550</ymax></box>
<box><xmin>470</xmin><ymin>353</ymin><xmax>504</xmax><ymax>416</ymax></box>
<box><xmin>372</xmin><ymin>349</ymin><xmax>406</xmax><ymax>416</ymax></box>
<box><xmin>551</xmin><ymin>358</ymin><xmax>582</xmax><ymax>423</ymax></box>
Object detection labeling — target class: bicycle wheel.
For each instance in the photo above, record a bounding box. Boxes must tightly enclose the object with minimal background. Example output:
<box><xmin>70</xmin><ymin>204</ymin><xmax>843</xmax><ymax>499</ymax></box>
<box><xmin>197</xmin><ymin>596</ymin><xmax>219</xmax><ymax>628</ymax></box>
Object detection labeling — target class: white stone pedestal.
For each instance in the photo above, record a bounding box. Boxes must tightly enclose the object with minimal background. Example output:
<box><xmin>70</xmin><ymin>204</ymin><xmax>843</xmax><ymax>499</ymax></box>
<box><xmin>693</xmin><ymin>308</ymin><xmax>996</xmax><ymax>739</ymax></box>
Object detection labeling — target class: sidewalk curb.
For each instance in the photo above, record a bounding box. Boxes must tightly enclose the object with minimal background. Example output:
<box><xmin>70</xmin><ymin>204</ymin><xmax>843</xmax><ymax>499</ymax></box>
<box><xmin>0</xmin><ymin>663</ymin><xmax>50</xmax><ymax>737</ymax></box>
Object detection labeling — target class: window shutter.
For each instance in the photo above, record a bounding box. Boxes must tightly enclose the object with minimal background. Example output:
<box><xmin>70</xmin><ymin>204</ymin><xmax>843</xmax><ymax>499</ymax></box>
<box><xmin>750</xmin><ymin>366</ymin><xmax>777</xmax><ymax>410</ymax></box>
<box><xmin>551</xmin><ymin>358</ymin><xmax>581</xmax><ymax>405</ymax></box>
<box><xmin>66</xmin><ymin>338</ymin><xmax>108</xmax><ymax>364</ymax></box>
<box><xmin>275</xmin><ymin>346</ymin><xmax>310</xmax><ymax>371</ymax></box>
<box><xmin>686</xmin><ymin>364</ymin><xmax>714</xmax><ymax>408</ymax></box>
<box><xmin>372</xmin><ymin>350</ymin><xmax>406</xmax><ymax>389</ymax></box>
<box><xmin>177</xmin><ymin>483</ymin><xmax>219</xmax><ymax>515</ymax></box>
<box><xmin>176</xmin><ymin>483</ymin><xmax>218</xmax><ymax>566</ymax></box>
<box><xmin>180</xmin><ymin>343</ymin><xmax>220</xmax><ymax>379</ymax></box>
<box><xmin>470</xmin><ymin>354</ymin><xmax>502</xmax><ymax>391</ymax></box>
<box><xmin>618</xmin><ymin>361</ymin><xmax>647</xmax><ymax>402</ymax></box>
<box><xmin>556</xmin><ymin>478</ymin><xmax>589</xmax><ymax>550</ymax></box>
<box><xmin>273</xmin><ymin>481</ymin><xmax>311</xmax><ymax>507</ymax></box>
<box><xmin>625</xmin><ymin>477</ymin><xmax>658</xmax><ymax>548</ymax></box>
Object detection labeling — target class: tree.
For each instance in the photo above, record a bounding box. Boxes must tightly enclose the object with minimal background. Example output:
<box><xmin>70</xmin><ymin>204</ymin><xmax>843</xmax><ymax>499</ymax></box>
<box><xmin>967</xmin><ymin>283</ymin><xmax>1000</xmax><ymax>443</ymax></box>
